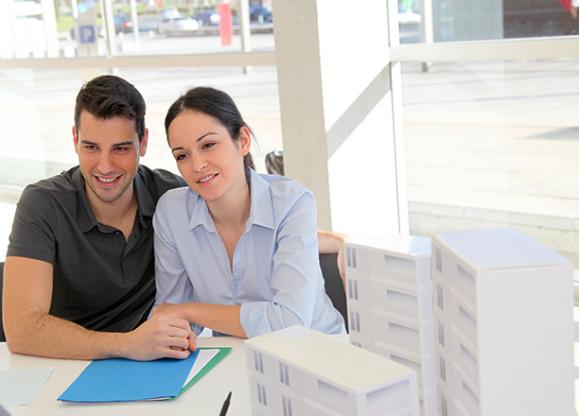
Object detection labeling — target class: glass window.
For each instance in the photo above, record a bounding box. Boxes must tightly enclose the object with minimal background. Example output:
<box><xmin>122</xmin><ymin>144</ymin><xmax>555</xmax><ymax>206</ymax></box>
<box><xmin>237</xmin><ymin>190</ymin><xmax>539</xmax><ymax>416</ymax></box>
<box><xmin>2</xmin><ymin>0</ymin><xmax>274</xmax><ymax>59</ymax></box>
<box><xmin>399</xmin><ymin>0</ymin><xmax>575</xmax><ymax>44</ymax></box>
<box><xmin>0</xmin><ymin>66</ymin><xmax>281</xmax><ymax>257</ymax></box>
<box><xmin>402</xmin><ymin>59</ymin><xmax>579</xmax><ymax>274</ymax></box>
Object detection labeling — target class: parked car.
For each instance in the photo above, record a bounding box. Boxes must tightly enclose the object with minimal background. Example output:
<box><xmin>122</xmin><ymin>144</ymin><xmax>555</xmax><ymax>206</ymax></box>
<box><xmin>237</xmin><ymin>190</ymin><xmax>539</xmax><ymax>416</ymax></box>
<box><xmin>137</xmin><ymin>14</ymin><xmax>162</xmax><ymax>33</ymax></box>
<box><xmin>70</xmin><ymin>13</ymin><xmax>132</xmax><ymax>39</ymax></box>
<box><xmin>195</xmin><ymin>8</ymin><xmax>220</xmax><ymax>26</ymax></box>
<box><xmin>114</xmin><ymin>13</ymin><xmax>133</xmax><ymax>33</ymax></box>
<box><xmin>249</xmin><ymin>5</ymin><xmax>272</xmax><ymax>24</ymax></box>
<box><xmin>158</xmin><ymin>16</ymin><xmax>200</xmax><ymax>36</ymax></box>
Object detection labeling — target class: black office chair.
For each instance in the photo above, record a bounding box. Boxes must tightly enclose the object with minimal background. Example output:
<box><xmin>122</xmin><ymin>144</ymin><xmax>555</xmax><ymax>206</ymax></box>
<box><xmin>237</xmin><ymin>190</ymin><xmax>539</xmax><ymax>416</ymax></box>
<box><xmin>264</xmin><ymin>155</ymin><xmax>348</xmax><ymax>331</ymax></box>
<box><xmin>0</xmin><ymin>262</ymin><xmax>5</xmax><ymax>342</ymax></box>
<box><xmin>319</xmin><ymin>253</ymin><xmax>348</xmax><ymax>332</ymax></box>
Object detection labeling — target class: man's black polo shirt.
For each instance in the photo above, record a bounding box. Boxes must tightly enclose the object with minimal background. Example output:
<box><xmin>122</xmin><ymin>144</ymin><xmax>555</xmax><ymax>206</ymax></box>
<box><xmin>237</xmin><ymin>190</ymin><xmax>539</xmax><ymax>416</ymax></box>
<box><xmin>7</xmin><ymin>165</ymin><xmax>185</xmax><ymax>332</ymax></box>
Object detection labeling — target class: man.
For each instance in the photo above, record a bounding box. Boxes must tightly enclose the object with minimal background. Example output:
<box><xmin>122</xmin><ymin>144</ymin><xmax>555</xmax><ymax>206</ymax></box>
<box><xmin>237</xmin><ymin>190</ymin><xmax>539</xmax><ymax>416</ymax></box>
<box><xmin>3</xmin><ymin>75</ymin><xmax>194</xmax><ymax>360</ymax></box>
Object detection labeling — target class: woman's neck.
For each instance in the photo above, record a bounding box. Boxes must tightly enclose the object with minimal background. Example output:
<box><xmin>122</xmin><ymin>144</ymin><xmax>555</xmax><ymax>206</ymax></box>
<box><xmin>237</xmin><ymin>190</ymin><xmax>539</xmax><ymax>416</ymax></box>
<box><xmin>207</xmin><ymin>175</ymin><xmax>251</xmax><ymax>230</ymax></box>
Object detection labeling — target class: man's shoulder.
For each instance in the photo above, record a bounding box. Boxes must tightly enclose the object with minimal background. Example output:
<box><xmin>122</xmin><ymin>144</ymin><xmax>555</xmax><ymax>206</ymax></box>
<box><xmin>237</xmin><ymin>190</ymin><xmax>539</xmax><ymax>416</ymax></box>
<box><xmin>20</xmin><ymin>167</ymin><xmax>79</xmax><ymax>202</ymax></box>
<box><xmin>136</xmin><ymin>165</ymin><xmax>186</xmax><ymax>201</ymax></box>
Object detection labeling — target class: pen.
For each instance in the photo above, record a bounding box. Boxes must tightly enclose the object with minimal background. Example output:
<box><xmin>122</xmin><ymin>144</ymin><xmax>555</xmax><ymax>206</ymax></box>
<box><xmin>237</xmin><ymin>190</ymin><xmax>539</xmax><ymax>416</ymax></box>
<box><xmin>219</xmin><ymin>391</ymin><xmax>232</xmax><ymax>416</ymax></box>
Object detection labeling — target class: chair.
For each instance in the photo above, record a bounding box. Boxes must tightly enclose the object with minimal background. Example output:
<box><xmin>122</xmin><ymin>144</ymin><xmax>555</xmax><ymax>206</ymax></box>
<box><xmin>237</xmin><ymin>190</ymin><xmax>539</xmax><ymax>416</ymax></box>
<box><xmin>319</xmin><ymin>253</ymin><xmax>348</xmax><ymax>332</ymax></box>
<box><xmin>0</xmin><ymin>262</ymin><xmax>4</xmax><ymax>342</ymax></box>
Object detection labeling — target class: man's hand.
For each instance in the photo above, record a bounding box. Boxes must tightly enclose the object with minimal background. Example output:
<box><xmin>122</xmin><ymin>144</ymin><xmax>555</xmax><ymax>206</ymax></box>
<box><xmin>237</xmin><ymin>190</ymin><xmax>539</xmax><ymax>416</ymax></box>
<box><xmin>121</xmin><ymin>314</ymin><xmax>195</xmax><ymax>361</ymax></box>
<box><xmin>151</xmin><ymin>303</ymin><xmax>198</xmax><ymax>352</ymax></box>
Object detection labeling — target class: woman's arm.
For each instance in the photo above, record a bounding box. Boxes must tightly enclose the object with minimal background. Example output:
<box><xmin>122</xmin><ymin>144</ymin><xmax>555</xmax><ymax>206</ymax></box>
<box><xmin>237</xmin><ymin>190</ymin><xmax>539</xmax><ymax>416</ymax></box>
<box><xmin>154</xmin><ymin>189</ymin><xmax>335</xmax><ymax>338</ymax></box>
<box><xmin>153</xmin><ymin>303</ymin><xmax>246</xmax><ymax>338</ymax></box>
<box><xmin>239</xmin><ymin>190</ymin><xmax>324</xmax><ymax>337</ymax></box>
<box><xmin>153</xmin><ymin>203</ymin><xmax>199</xmax><ymax>348</ymax></box>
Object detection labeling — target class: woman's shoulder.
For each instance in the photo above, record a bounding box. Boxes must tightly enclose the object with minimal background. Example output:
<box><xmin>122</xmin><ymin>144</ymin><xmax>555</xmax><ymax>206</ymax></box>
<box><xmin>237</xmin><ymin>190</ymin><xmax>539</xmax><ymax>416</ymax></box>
<box><xmin>255</xmin><ymin>172</ymin><xmax>312</xmax><ymax>202</ymax></box>
<box><xmin>158</xmin><ymin>185</ymin><xmax>191</xmax><ymax>201</ymax></box>
<box><xmin>252</xmin><ymin>172</ymin><xmax>316</xmax><ymax>222</ymax></box>
<box><xmin>156</xmin><ymin>185</ymin><xmax>199</xmax><ymax>213</ymax></box>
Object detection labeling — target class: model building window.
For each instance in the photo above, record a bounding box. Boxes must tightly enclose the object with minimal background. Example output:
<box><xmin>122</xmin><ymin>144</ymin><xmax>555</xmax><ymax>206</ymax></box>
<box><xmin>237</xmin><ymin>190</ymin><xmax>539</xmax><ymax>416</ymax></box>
<box><xmin>435</xmin><ymin>248</ymin><xmax>442</xmax><ymax>273</ymax></box>
<box><xmin>438</xmin><ymin>322</ymin><xmax>445</xmax><ymax>346</ymax></box>
<box><xmin>282</xmin><ymin>396</ymin><xmax>293</xmax><ymax>416</ymax></box>
<box><xmin>254</xmin><ymin>351</ymin><xmax>264</xmax><ymax>373</ymax></box>
<box><xmin>279</xmin><ymin>362</ymin><xmax>290</xmax><ymax>386</ymax></box>
<box><xmin>350</xmin><ymin>310</ymin><xmax>358</xmax><ymax>332</ymax></box>
<box><xmin>257</xmin><ymin>383</ymin><xmax>268</xmax><ymax>406</ymax></box>
<box><xmin>437</xmin><ymin>285</ymin><xmax>444</xmax><ymax>310</ymax></box>
<box><xmin>346</xmin><ymin>247</ymin><xmax>353</xmax><ymax>268</ymax></box>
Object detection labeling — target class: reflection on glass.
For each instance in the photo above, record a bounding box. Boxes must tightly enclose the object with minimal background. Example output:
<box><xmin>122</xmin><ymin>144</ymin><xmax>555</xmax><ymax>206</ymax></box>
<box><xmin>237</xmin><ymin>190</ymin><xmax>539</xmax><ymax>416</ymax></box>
<box><xmin>0</xmin><ymin>66</ymin><xmax>281</xmax><ymax>187</ymax></box>
<box><xmin>399</xmin><ymin>0</ymin><xmax>575</xmax><ymax>44</ymax></box>
<box><xmin>402</xmin><ymin>60</ymin><xmax>579</xmax><ymax>269</ymax></box>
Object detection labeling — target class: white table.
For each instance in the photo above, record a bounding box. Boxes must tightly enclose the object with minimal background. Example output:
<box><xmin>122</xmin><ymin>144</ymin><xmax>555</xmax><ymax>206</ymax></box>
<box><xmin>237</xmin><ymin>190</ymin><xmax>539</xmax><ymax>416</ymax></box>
<box><xmin>0</xmin><ymin>337</ymin><xmax>251</xmax><ymax>415</ymax></box>
<box><xmin>4</xmin><ymin>337</ymin><xmax>579</xmax><ymax>415</ymax></box>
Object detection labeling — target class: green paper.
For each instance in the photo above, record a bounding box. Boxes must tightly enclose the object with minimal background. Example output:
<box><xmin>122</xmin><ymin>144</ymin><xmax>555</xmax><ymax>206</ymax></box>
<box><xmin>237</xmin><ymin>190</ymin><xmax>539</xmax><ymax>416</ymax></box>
<box><xmin>180</xmin><ymin>347</ymin><xmax>232</xmax><ymax>396</ymax></box>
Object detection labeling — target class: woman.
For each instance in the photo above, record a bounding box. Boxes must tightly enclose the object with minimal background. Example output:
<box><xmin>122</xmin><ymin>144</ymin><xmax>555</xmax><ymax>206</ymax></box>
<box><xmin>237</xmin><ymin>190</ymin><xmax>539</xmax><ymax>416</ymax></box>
<box><xmin>152</xmin><ymin>87</ymin><xmax>346</xmax><ymax>341</ymax></box>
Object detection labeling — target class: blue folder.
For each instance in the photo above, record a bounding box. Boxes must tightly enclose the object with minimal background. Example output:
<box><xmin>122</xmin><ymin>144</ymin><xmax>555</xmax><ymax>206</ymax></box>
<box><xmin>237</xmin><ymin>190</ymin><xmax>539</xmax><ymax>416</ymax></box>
<box><xmin>58</xmin><ymin>350</ymin><xmax>201</xmax><ymax>402</ymax></box>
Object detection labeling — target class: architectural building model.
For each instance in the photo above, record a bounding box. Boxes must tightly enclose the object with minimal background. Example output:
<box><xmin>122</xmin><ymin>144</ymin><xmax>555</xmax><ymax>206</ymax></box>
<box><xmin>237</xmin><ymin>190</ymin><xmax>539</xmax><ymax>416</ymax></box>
<box><xmin>432</xmin><ymin>228</ymin><xmax>574</xmax><ymax>416</ymax></box>
<box><xmin>345</xmin><ymin>235</ymin><xmax>436</xmax><ymax>416</ymax></box>
<box><xmin>245</xmin><ymin>325</ymin><xmax>419</xmax><ymax>416</ymax></box>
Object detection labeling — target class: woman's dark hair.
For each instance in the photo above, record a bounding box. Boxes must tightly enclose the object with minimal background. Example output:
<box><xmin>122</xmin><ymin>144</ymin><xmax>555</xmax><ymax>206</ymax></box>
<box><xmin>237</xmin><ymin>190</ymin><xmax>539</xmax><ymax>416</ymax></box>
<box><xmin>164</xmin><ymin>87</ymin><xmax>255</xmax><ymax>172</ymax></box>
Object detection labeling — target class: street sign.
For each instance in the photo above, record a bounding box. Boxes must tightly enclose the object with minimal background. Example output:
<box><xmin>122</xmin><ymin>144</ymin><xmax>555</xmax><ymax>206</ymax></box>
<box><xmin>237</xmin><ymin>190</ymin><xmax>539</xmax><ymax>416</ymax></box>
<box><xmin>79</xmin><ymin>25</ymin><xmax>96</xmax><ymax>44</ymax></box>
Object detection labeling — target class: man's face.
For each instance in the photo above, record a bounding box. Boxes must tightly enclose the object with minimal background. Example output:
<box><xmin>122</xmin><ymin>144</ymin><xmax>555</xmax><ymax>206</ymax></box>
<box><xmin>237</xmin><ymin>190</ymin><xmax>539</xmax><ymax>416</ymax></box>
<box><xmin>73</xmin><ymin>111</ymin><xmax>148</xmax><ymax>205</ymax></box>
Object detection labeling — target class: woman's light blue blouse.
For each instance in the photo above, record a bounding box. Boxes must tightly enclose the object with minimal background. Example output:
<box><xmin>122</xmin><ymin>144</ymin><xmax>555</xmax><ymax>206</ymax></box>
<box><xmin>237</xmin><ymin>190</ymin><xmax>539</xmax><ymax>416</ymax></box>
<box><xmin>153</xmin><ymin>170</ymin><xmax>346</xmax><ymax>337</ymax></box>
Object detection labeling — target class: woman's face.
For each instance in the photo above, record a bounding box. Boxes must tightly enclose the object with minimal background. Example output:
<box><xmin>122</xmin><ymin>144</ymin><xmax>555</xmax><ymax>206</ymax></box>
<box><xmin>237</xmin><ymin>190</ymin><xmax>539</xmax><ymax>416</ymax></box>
<box><xmin>168</xmin><ymin>110</ymin><xmax>250</xmax><ymax>202</ymax></box>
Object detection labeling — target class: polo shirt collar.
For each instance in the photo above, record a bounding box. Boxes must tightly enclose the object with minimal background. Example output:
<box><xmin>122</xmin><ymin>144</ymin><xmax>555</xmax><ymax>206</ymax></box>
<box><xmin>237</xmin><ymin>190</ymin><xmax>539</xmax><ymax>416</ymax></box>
<box><xmin>73</xmin><ymin>168</ymin><xmax>98</xmax><ymax>233</ymax></box>
<box><xmin>73</xmin><ymin>166</ymin><xmax>155</xmax><ymax>233</ymax></box>
<box><xmin>133</xmin><ymin>169</ymin><xmax>155</xmax><ymax>220</ymax></box>
<box><xmin>187</xmin><ymin>170</ymin><xmax>275</xmax><ymax>232</ymax></box>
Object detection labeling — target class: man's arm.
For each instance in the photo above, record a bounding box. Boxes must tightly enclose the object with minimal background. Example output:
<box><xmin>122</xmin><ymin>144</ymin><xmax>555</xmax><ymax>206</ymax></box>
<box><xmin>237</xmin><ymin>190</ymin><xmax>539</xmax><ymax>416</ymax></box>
<box><xmin>3</xmin><ymin>256</ymin><xmax>194</xmax><ymax>360</ymax></box>
<box><xmin>317</xmin><ymin>229</ymin><xmax>346</xmax><ymax>284</ymax></box>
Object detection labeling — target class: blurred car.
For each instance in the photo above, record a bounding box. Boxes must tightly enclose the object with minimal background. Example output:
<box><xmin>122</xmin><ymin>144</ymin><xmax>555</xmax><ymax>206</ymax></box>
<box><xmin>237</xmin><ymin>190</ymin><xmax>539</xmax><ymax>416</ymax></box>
<box><xmin>158</xmin><ymin>16</ymin><xmax>200</xmax><ymax>36</ymax></box>
<box><xmin>161</xmin><ymin>7</ymin><xmax>181</xmax><ymax>20</ymax></box>
<box><xmin>70</xmin><ymin>13</ymin><xmax>132</xmax><ymax>39</ymax></box>
<box><xmin>249</xmin><ymin>5</ymin><xmax>272</xmax><ymax>24</ymax></box>
<box><xmin>136</xmin><ymin>14</ymin><xmax>160</xmax><ymax>33</ymax></box>
<box><xmin>115</xmin><ymin>13</ymin><xmax>133</xmax><ymax>33</ymax></box>
<box><xmin>195</xmin><ymin>8</ymin><xmax>220</xmax><ymax>26</ymax></box>
<box><xmin>503</xmin><ymin>0</ymin><xmax>567</xmax><ymax>38</ymax></box>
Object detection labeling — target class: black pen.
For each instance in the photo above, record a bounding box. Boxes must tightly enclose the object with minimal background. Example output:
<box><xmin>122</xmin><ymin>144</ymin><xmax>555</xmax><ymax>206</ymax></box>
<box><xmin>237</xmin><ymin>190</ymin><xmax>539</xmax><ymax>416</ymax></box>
<box><xmin>219</xmin><ymin>391</ymin><xmax>232</xmax><ymax>416</ymax></box>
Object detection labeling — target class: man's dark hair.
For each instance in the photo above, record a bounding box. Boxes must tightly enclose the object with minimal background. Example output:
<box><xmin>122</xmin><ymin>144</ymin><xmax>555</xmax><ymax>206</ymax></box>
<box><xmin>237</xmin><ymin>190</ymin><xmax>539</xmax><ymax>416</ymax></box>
<box><xmin>164</xmin><ymin>86</ymin><xmax>255</xmax><ymax>171</ymax></box>
<box><xmin>74</xmin><ymin>75</ymin><xmax>146</xmax><ymax>140</ymax></box>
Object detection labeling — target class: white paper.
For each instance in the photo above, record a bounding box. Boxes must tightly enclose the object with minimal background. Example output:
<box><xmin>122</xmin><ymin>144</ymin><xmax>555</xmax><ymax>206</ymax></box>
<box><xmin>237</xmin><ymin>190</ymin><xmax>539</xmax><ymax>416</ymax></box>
<box><xmin>0</xmin><ymin>367</ymin><xmax>53</xmax><ymax>406</ymax></box>
<box><xmin>183</xmin><ymin>349</ymin><xmax>219</xmax><ymax>387</ymax></box>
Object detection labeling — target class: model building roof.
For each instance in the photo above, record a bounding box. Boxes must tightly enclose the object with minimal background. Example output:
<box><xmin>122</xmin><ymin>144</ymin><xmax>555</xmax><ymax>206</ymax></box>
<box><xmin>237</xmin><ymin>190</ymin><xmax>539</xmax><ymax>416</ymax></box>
<box><xmin>434</xmin><ymin>228</ymin><xmax>568</xmax><ymax>270</ymax></box>
<box><xmin>349</xmin><ymin>235</ymin><xmax>431</xmax><ymax>258</ymax></box>
<box><xmin>245</xmin><ymin>326</ymin><xmax>415</xmax><ymax>392</ymax></box>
